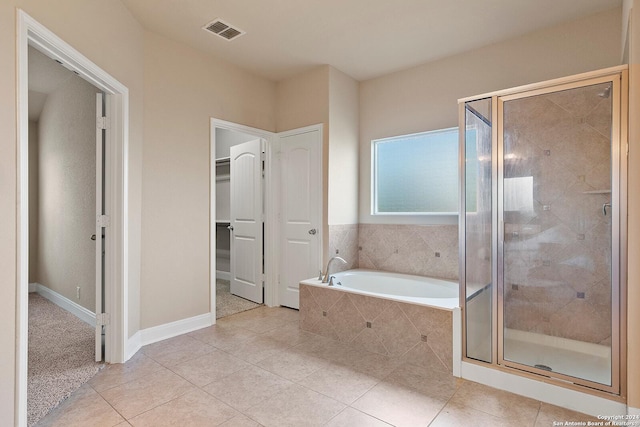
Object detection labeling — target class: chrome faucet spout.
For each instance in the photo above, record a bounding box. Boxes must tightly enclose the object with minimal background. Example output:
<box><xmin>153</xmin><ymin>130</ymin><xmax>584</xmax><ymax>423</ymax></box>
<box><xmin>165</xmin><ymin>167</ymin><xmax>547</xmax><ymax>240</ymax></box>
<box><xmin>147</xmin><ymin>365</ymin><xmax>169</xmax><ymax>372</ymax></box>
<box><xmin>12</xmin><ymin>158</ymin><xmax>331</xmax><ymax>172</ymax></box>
<box><xmin>322</xmin><ymin>256</ymin><xmax>347</xmax><ymax>283</ymax></box>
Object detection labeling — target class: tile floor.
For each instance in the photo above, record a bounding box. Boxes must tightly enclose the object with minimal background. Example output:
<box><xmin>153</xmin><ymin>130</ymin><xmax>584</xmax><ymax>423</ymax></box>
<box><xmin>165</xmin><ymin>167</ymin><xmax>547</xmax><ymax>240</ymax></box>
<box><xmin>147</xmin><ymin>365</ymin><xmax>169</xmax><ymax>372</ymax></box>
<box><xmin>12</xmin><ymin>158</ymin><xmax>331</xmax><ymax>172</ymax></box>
<box><xmin>37</xmin><ymin>306</ymin><xmax>600</xmax><ymax>426</ymax></box>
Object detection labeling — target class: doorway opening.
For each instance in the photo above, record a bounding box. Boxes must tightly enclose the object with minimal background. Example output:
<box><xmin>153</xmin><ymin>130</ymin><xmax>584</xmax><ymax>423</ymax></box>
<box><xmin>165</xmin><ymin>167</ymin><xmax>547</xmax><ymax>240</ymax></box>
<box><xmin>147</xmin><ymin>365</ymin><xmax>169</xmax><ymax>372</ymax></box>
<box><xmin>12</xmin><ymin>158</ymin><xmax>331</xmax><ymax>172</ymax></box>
<box><xmin>213</xmin><ymin>125</ymin><xmax>266</xmax><ymax>318</ymax></box>
<box><xmin>17</xmin><ymin>10</ymin><xmax>129</xmax><ymax>427</ymax></box>
<box><xmin>210</xmin><ymin>119</ymin><xmax>323</xmax><ymax>319</ymax></box>
<box><xmin>26</xmin><ymin>45</ymin><xmax>105</xmax><ymax>426</ymax></box>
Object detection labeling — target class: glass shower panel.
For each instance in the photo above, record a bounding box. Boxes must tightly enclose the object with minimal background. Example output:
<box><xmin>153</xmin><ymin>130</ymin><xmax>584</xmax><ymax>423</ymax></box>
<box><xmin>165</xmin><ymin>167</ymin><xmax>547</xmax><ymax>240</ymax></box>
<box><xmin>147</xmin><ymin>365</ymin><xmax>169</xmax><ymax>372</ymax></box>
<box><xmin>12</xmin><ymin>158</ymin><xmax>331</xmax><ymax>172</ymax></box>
<box><xmin>464</xmin><ymin>98</ymin><xmax>493</xmax><ymax>362</ymax></box>
<box><xmin>501</xmin><ymin>82</ymin><xmax>613</xmax><ymax>385</ymax></box>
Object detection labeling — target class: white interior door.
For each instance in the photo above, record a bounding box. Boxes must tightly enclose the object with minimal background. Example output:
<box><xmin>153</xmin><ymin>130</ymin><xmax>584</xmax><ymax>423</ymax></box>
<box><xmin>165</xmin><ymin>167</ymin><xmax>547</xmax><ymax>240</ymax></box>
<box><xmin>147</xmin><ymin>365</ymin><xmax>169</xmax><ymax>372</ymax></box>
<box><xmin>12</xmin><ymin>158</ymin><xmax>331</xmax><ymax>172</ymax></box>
<box><xmin>278</xmin><ymin>129</ymin><xmax>321</xmax><ymax>309</ymax></box>
<box><xmin>230</xmin><ymin>139</ymin><xmax>264</xmax><ymax>303</ymax></box>
<box><xmin>95</xmin><ymin>93</ymin><xmax>105</xmax><ymax>362</ymax></box>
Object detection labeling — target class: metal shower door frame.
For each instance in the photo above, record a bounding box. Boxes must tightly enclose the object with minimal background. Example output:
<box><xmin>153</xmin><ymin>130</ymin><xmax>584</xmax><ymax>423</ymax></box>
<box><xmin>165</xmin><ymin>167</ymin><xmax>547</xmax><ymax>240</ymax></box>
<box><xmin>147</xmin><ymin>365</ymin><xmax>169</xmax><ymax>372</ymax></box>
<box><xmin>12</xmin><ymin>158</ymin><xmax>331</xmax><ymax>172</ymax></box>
<box><xmin>495</xmin><ymin>72</ymin><xmax>626</xmax><ymax>396</ymax></box>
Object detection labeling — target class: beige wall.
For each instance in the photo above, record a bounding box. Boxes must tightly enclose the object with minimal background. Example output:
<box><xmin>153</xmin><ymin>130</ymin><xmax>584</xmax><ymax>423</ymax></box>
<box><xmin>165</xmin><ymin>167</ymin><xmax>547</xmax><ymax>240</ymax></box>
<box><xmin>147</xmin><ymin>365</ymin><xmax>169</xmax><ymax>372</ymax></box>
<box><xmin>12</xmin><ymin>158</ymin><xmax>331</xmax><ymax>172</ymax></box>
<box><xmin>0</xmin><ymin>0</ymin><xmax>145</xmax><ymax>422</ymax></box>
<box><xmin>28</xmin><ymin>121</ymin><xmax>39</xmax><ymax>281</ymax></box>
<box><xmin>328</xmin><ymin>67</ymin><xmax>359</xmax><ymax>226</ymax></box>
<box><xmin>140</xmin><ymin>31</ymin><xmax>276</xmax><ymax>329</ymax></box>
<box><xmin>624</xmin><ymin>0</ymin><xmax>640</xmax><ymax>411</ymax></box>
<box><xmin>276</xmin><ymin>65</ymin><xmax>330</xmax><ymax>262</ymax></box>
<box><xmin>359</xmin><ymin>7</ymin><xmax>622</xmax><ymax>225</ymax></box>
<box><xmin>35</xmin><ymin>74</ymin><xmax>99</xmax><ymax>312</ymax></box>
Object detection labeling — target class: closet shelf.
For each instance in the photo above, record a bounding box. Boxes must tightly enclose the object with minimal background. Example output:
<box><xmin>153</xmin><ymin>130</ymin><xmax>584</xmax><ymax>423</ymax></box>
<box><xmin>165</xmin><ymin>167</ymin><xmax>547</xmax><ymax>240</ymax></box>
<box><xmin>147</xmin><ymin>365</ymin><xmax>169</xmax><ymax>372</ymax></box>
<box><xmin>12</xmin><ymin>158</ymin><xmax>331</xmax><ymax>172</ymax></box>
<box><xmin>215</xmin><ymin>157</ymin><xmax>231</xmax><ymax>165</ymax></box>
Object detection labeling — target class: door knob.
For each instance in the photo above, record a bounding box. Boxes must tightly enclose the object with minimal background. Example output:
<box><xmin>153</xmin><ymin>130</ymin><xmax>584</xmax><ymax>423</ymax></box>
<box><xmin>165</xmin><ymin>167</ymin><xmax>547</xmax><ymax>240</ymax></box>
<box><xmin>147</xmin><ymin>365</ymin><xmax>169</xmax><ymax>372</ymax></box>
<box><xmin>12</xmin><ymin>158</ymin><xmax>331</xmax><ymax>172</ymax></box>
<box><xmin>603</xmin><ymin>202</ymin><xmax>612</xmax><ymax>216</ymax></box>
<box><xmin>91</xmin><ymin>234</ymin><xmax>96</xmax><ymax>241</ymax></box>
<box><xmin>227</xmin><ymin>225</ymin><xmax>234</xmax><ymax>231</ymax></box>
<box><xmin>308</xmin><ymin>228</ymin><xmax>317</xmax><ymax>235</ymax></box>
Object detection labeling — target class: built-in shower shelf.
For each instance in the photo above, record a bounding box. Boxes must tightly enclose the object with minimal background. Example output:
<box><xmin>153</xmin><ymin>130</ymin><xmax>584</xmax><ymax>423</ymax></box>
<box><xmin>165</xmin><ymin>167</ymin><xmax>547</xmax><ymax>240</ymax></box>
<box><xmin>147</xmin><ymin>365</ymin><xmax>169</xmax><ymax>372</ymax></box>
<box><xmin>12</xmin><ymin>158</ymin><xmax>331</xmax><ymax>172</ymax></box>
<box><xmin>582</xmin><ymin>190</ymin><xmax>611</xmax><ymax>194</ymax></box>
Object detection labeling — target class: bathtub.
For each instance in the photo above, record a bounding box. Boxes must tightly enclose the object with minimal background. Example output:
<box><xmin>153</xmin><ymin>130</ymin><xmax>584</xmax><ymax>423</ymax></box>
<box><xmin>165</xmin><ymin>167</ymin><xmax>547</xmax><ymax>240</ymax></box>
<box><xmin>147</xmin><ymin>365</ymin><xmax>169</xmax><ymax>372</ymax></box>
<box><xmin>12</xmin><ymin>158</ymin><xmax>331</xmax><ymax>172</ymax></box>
<box><xmin>300</xmin><ymin>269</ymin><xmax>459</xmax><ymax>310</ymax></box>
<box><xmin>299</xmin><ymin>269</ymin><xmax>461</xmax><ymax>375</ymax></box>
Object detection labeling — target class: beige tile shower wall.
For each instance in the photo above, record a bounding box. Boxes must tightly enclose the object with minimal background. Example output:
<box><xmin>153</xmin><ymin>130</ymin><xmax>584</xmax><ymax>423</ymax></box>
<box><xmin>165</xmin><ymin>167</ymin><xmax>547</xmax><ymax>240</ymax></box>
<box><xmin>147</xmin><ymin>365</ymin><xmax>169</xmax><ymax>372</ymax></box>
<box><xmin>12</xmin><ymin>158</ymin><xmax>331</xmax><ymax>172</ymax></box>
<box><xmin>328</xmin><ymin>224</ymin><xmax>359</xmax><ymax>272</ymax></box>
<box><xmin>358</xmin><ymin>224</ymin><xmax>458</xmax><ymax>280</ymax></box>
<box><xmin>300</xmin><ymin>284</ymin><xmax>453</xmax><ymax>372</ymax></box>
<box><xmin>503</xmin><ymin>84</ymin><xmax>613</xmax><ymax>345</ymax></box>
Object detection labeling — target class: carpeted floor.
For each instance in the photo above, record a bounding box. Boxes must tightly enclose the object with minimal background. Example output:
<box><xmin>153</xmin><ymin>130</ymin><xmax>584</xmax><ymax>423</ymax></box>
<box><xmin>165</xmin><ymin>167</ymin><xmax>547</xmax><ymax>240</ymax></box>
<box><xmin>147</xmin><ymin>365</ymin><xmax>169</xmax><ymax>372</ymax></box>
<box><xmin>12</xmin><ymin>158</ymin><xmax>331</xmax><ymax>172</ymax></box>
<box><xmin>28</xmin><ymin>293</ymin><xmax>102</xmax><ymax>427</ymax></box>
<box><xmin>216</xmin><ymin>279</ymin><xmax>261</xmax><ymax>318</ymax></box>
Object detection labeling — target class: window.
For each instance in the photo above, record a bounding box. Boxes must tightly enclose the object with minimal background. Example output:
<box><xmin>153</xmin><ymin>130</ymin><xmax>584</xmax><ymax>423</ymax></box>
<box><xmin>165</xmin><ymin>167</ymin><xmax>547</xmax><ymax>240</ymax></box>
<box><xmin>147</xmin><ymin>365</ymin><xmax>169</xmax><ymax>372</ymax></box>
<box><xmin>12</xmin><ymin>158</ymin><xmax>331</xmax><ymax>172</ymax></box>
<box><xmin>372</xmin><ymin>127</ymin><xmax>459</xmax><ymax>215</ymax></box>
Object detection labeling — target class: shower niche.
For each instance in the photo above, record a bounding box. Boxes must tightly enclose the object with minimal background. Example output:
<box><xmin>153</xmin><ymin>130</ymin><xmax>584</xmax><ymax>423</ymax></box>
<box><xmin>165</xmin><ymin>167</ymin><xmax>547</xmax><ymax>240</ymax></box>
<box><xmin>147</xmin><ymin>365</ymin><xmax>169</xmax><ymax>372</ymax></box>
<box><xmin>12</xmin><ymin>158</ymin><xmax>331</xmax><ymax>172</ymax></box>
<box><xmin>459</xmin><ymin>67</ymin><xmax>628</xmax><ymax>396</ymax></box>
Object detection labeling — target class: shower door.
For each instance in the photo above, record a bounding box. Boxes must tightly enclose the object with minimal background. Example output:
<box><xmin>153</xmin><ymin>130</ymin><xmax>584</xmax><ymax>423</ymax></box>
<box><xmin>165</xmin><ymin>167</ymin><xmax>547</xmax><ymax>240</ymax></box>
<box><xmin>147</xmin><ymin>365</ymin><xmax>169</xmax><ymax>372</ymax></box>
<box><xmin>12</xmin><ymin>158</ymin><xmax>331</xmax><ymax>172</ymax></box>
<box><xmin>497</xmin><ymin>75</ymin><xmax>622</xmax><ymax>392</ymax></box>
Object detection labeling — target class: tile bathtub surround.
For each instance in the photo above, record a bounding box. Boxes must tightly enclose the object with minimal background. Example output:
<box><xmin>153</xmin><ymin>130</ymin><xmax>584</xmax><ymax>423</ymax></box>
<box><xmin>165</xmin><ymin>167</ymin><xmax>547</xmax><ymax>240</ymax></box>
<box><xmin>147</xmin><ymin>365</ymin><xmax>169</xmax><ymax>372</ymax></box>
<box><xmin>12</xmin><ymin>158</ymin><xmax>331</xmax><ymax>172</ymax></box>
<box><xmin>37</xmin><ymin>306</ymin><xmax>600</xmax><ymax>427</ymax></box>
<box><xmin>300</xmin><ymin>283</ymin><xmax>454</xmax><ymax>372</ymax></box>
<box><xmin>328</xmin><ymin>224</ymin><xmax>359</xmax><ymax>272</ymax></box>
<box><xmin>358</xmin><ymin>224</ymin><xmax>459</xmax><ymax>280</ymax></box>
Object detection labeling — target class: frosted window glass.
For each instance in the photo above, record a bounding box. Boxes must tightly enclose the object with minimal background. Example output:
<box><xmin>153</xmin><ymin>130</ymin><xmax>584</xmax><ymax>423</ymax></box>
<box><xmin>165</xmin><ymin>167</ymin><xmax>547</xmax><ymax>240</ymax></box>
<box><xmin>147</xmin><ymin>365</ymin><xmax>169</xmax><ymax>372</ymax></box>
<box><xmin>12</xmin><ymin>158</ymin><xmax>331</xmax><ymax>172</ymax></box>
<box><xmin>374</xmin><ymin>128</ymin><xmax>458</xmax><ymax>214</ymax></box>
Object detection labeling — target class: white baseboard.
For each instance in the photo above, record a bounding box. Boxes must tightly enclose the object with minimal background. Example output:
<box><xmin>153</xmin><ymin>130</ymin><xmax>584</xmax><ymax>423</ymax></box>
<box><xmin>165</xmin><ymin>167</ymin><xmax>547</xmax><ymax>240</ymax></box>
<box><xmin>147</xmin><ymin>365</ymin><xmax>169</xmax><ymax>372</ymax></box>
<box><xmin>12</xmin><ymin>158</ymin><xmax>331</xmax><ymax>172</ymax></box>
<box><xmin>461</xmin><ymin>361</ymin><xmax>627</xmax><ymax>417</ymax></box>
<box><xmin>124</xmin><ymin>313</ymin><xmax>213</xmax><ymax>362</ymax></box>
<box><xmin>35</xmin><ymin>283</ymin><xmax>95</xmax><ymax>327</ymax></box>
<box><xmin>216</xmin><ymin>270</ymin><xmax>231</xmax><ymax>281</ymax></box>
<box><xmin>139</xmin><ymin>312</ymin><xmax>213</xmax><ymax>348</ymax></box>
<box><xmin>29</xmin><ymin>282</ymin><xmax>37</xmax><ymax>293</ymax></box>
<box><xmin>126</xmin><ymin>331</ymin><xmax>142</xmax><ymax>362</ymax></box>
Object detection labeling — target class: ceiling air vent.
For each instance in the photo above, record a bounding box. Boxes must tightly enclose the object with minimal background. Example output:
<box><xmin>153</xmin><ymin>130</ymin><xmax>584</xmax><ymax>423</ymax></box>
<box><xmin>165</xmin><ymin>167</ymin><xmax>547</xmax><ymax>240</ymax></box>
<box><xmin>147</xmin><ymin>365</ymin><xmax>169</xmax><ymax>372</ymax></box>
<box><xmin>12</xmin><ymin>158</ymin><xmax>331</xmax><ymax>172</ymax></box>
<box><xmin>203</xmin><ymin>18</ymin><xmax>245</xmax><ymax>41</ymax></box>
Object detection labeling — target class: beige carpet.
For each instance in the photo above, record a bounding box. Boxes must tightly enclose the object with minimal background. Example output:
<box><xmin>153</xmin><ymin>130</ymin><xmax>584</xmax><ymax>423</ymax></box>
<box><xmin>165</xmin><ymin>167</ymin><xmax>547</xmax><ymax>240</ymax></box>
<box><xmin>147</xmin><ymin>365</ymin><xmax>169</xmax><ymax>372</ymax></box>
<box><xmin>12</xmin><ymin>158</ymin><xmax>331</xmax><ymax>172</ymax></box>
<box><xmin>216</xmin><ymin>279</ymin><xmax>261</xmax><ymax>319</ymax></box>
<box><xmin>28</xmin><ymin>293</ymin><xmax>102</xmax><ymax>427</ymax></box>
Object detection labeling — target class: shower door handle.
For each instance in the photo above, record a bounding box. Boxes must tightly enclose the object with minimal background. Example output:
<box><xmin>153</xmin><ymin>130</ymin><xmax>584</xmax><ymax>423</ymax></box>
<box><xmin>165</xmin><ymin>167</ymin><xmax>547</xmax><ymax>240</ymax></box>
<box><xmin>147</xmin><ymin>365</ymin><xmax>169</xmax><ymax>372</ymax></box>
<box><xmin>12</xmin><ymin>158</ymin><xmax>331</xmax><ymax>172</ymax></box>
<box><xmin>603</xmin><ymin>202</ymin><xmax>611</xmax><ymax>216</ymax></box>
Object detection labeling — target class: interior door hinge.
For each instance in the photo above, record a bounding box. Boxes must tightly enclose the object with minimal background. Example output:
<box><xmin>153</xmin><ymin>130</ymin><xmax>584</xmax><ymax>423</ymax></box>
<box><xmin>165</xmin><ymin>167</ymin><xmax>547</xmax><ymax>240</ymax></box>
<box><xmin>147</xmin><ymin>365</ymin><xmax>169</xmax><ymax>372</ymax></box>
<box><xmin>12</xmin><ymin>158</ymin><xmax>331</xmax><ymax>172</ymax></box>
<box><xmin>96</xmin><ymin>116</ymin><xmax>108</xmax><ymax>130</ymax></box>
<box><xmin>97</xmin><ymin>313</ymin><xmax>110</xmax><ymax>326</ymax></box>
<box><xmin>97</xmin><ymin>215</ymin><xmax>111</xmax><ymax>227</ymax></box>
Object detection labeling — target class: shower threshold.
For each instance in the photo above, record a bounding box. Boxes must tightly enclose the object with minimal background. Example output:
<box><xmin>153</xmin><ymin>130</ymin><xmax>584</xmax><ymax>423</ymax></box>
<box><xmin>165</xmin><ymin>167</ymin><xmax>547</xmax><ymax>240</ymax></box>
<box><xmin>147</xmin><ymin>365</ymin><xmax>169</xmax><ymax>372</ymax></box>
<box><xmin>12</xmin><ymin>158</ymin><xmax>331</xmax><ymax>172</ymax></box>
<box><xmin>503</xmin><ymin>329</ymin><xmax>611</xmax><ymax>386</ymax></box>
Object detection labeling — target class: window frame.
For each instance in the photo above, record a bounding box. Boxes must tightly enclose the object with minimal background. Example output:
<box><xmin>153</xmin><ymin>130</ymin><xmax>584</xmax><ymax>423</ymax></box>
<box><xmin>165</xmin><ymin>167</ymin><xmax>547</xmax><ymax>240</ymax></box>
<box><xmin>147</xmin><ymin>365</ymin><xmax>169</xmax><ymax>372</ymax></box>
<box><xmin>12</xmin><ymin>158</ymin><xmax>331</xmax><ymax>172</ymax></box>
<box><xmin>371</xmin><ymin>127</ymin><xmax>460</xmax><ymax>221</ymax></box>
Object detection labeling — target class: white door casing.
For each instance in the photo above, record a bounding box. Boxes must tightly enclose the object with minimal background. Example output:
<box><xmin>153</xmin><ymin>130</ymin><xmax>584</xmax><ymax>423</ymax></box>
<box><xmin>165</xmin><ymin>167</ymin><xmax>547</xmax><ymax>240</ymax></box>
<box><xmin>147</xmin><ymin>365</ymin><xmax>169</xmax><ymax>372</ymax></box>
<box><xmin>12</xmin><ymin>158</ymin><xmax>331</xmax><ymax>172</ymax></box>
<box><xmin>95</xmin><ymin>93</ymin><xmax>105</xmax><ymax>362</ymax></box>
<box><xmin>230</xmin><ymin>139</ymin><xmax>264</xmax><ymax>304</ymax></box>
<box><xmin>278</xmin><ymin>128</ymin><xmax>322</xmax><ymax>309</ymax></box>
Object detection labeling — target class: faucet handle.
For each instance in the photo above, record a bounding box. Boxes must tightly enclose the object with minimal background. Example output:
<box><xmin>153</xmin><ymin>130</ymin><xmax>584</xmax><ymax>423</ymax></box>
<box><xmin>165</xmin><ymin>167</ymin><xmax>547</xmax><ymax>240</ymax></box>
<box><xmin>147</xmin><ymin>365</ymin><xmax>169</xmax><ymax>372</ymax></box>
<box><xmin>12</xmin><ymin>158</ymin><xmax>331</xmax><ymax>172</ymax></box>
<box><xmin>328</xmin><ymin>276</ymin><xmax>335</xmax><ymax>286</ymax></box>
<box><xmin>318</xmin><ymin>270</ymin><xmax>323</xmax><ymax>281</ymax></box>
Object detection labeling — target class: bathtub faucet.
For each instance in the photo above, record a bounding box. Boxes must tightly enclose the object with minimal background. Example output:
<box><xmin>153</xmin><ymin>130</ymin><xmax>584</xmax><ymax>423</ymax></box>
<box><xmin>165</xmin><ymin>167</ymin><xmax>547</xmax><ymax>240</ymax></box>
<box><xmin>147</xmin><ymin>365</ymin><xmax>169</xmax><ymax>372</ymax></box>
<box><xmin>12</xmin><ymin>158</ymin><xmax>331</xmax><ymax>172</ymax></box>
<box><xmin>322</xmin><ymin>256</ymin><xmax>347</xmax><ymax>283</ymax></box>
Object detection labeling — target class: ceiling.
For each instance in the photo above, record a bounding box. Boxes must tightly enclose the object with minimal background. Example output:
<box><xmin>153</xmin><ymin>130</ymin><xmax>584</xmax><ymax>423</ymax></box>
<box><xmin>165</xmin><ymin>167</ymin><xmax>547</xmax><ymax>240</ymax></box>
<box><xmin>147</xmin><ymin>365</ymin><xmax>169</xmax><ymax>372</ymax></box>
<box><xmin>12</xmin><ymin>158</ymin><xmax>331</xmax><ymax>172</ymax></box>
<box><xmin>121</xmin><ymin>0</ymin><xmax>621</xmax><ymax>82</ymax></box>
<box><xmin>28</xmin><ymin>46</ymin><xmax>76</xmax><ymax>120</ymax></box>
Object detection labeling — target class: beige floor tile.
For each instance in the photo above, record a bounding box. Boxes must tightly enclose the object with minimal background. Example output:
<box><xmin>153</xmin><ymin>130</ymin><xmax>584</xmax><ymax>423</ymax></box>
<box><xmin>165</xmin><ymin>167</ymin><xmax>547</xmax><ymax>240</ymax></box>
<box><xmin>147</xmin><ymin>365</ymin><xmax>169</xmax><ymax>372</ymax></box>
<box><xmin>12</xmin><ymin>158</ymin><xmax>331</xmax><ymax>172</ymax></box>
<box><xmin>351</xmin><ymin>381</ymin><xmax>446</xmax><ymax>427</ymax></box>
<box><xmin>448</xmin><ymin>380</ymin><xmax>541</xmax><ymax>425</ymax></box>
<box><xmin>219</xmin><ymin>414</ymin><xmax>261</xmax><ymax>427</ymax></box>
<box><xmin>294</xmin><ymin>335</ymin><xmax>365</xmax><ymax>365</ymax></box>
<box><xmin>203</xmin><ymin>365</ymin><xmax>293</xmax><ymax>411</ymax></box>
<box><xmin>36</xmin><ymin>385</ymin><xmax>124</xmax><ymax>427</ymax></box>
<box><xmin>260</xmin><ymin>321</ymin><xmax>314</xmax><ymax>346</ymax></box>
<box><xmin>430</xmin><ymin>400</ymin><xmax>513</xmax><ymax>427</ymax></box>
<box><xmin>341</xmin><ymin>351</ymin><xmax>404</xmax><ymax>379</ymax></box>
<box><xmin>324</xmin><ymin>407</ymin><xmax>392</xmax><ymax>427</ymax></box>
<box><xmin>89</xmin><ymin>352</ymin><xmax>164</xmax><ymax>392</ymax></box>
<box><xmin>259</xmin><ymin>348</ymin><xmax>332</xmax><ymax>382</ymax></box>
<box><xmin>169</xmin><ymin>349</ymin><xmax>250</xmax><ymax>387</ymax></box>
<box><xmin>384</xmin><ymin>362</ymin><xmax>459</xmax><ymax>401</ymax></box>
<box><xmin>244</xmin><ymin>384</ymin><xmax>345</xmax><ymax>427</ymax></box>
<box><xmin>128</xmin><ymin>389</ymin><xmax>239</xmax><ymax>426</ymax></box>
<box><xmin>226</xmin><ymin>335</ymin><xmax>290</xmax><ymax>364</ymax></box>
<box><xmin>230</xmin><ymin>315</ymin><xmax>291</xmax><ymax>334</ymax></box>
<box><xmin>141</xmin><ymin>334</ymin><xmax>214</xmax><ymax>366</ymax></box>
<box><xmin>297</xmin><ymin>364</ymin><xmax>379</xmax><ymax>404</ymax></box>
<box><xmin>98</xmin><ymin>368</ymin><xmax>195</xmax><ymax>419</ymax></box>
<box><xmin>535</xmin><ymin>402</ymin><xmax>600</xmax><ymax>426</ymax></box>
<box><xmin>114</xmin><ymin>423</ymin><xmax>132</xmax><ymax>426</ymax></box>
<box><xmin>189</xmin><ymin>323</ymin><xmax>258</xmax><ymax>351</ymax></box>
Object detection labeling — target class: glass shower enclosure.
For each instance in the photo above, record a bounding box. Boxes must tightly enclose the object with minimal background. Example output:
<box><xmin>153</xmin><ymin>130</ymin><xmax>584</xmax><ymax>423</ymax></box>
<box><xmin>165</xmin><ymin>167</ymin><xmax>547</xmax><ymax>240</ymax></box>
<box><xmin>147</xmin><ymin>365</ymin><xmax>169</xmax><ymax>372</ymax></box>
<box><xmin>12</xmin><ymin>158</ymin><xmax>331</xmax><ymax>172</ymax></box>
<box><xmin>459</xmin><ymin>68</ymin><xmax>627</xmax><ymax>395</ymax></box>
